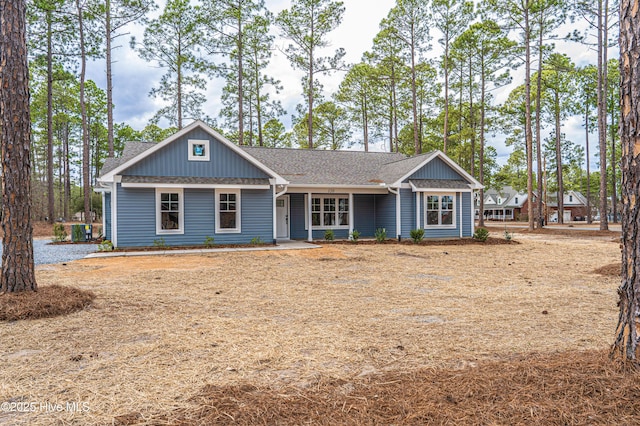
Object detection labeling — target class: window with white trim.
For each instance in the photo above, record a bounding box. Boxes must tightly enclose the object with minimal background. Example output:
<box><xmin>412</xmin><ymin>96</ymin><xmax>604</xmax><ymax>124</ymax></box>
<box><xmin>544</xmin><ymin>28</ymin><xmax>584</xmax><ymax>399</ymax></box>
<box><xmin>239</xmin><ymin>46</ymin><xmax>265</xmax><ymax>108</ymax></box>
<box><xmin>310</xmin><ymin>195</ymin><xmax>349</xmax><ymax>228</ymax></box>
<box><xmin>215</xmin><ymin>189</ymin><xmax>241</xmax><ymax>233</ymax></box>
<box><xmin>188</xmin><ymin>139</ymin><xmax>210</xmax><ymax>161</ymax></box>
<box><xmin>425</xmin><ymin>194</ymin><xmax>456</xmax><ymax>228</ymax></box>
<box><xmin>156</xmin><ymin>189</ymin><xmax>184</xmax><ymax>234</ymax></box>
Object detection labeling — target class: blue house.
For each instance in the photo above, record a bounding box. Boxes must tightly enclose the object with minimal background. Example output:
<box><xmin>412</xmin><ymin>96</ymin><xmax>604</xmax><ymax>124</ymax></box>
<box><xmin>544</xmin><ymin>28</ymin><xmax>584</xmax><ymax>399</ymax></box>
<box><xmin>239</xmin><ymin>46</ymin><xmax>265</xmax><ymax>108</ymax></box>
<box><xmin>97</xmin><ymin>121</ymin><xmax>483</xmax><ymax>247</ymax></box>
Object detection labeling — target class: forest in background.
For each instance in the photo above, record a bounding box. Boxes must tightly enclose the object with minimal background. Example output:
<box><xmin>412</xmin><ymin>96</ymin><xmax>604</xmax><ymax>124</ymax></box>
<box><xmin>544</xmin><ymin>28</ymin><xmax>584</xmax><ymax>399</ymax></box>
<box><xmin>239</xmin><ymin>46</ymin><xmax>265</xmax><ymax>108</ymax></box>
<box><xmin>26</xmin><ymin>0</ymin><xmax>619</xmax><ymax>230</ymax></box>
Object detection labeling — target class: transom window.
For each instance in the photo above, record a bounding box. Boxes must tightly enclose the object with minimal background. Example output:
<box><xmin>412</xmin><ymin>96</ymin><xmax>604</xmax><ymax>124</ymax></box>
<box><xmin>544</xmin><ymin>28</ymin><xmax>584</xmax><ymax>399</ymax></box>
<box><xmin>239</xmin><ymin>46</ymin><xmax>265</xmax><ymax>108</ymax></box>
<box><xmin>215</xmin><ymin>189</ymin><xmax>241</xmax><ymax>233</ymax></box>
<box><xmin>156</xmin><ymin>189</ymin><xmax>184</xmax><ymax>234</ymax></box>
<box><xmin>425</xmin><ymin>194</ymin><xmax>456</xmax><ymax>228</ymax></box>
<box><xmin>311</xmin><ymin>196</ymin><xmax>349</xmax><ymax>228</ymax></box>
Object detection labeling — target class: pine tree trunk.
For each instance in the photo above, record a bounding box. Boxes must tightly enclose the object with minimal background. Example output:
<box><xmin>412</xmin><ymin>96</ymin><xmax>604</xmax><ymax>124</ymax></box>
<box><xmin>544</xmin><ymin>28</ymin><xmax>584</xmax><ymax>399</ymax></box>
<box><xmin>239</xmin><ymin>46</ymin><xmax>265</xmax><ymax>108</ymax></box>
<box><xmin>598</xmin><ymin>0</ymin><xmax>609</xmax><ymax>230</ymax></box>
<box><xmin>46</xmin><ymin>10</ymin><xmax>55</xmax><ymax>223</ymax></box>
<box><xmin>77</xmin><ymin>0</ymin><xmax>91</xmax><ymax>224</ymax></box>
<box><xmin>0</xmin><ymin>0</ymin><xmax>37</xmax><ymax>293</ymax></box>
<box><xmin>613</xmin><ymin>0</ymin><xmax>640</xmax><ymax>362</ymax></box>
<box><xmin>106</xmin><ymin>0</ymin><xmax>115</xmax><ymax>158</ymax></box>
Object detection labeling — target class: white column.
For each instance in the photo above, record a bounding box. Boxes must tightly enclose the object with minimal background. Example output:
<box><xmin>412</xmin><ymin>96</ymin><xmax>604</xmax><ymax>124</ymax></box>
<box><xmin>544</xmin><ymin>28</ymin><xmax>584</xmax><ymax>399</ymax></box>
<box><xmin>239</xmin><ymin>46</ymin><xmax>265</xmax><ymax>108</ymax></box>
<box><xmin>307</xmin><ymin>192</ymin><xmax>313</xmax><ymax>242</ymax></box>
<box><xmin>396</xmin><ymin>190</ymin><xmax>401</xmax><ymax>240</ymax></box>
<box><xmin>416</xmin><ymin>192</ymin><xmax>421</xmax><ymax>230</ymax></box>
<box><xmin>348</xmin><ymin>193</ymin><xmax>354</xmax><ymax>238</ymax></box>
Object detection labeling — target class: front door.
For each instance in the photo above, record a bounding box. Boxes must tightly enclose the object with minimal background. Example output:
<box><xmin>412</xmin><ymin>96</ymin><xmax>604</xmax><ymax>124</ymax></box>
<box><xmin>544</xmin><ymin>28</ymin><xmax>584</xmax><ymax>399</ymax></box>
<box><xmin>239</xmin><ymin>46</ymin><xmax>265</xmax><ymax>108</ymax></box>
<box><xmin>276</xmin><ymin>195</ymin><xmax>289</xmax><ymax>239</ymax></box>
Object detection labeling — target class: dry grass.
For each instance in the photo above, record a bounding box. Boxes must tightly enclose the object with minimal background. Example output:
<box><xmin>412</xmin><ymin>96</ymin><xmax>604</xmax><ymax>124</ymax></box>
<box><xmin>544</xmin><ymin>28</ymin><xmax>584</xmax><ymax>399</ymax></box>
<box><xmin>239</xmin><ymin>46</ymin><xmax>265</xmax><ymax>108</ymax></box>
<box><xmin>0</xmin><ymin>231</ymin><xmax>622</xmax><ymax>425</ymax></box>
<box><xmin>0</xmin><ymin>285</ymin><xmax>95</xmax><ymax>321</ymax></box>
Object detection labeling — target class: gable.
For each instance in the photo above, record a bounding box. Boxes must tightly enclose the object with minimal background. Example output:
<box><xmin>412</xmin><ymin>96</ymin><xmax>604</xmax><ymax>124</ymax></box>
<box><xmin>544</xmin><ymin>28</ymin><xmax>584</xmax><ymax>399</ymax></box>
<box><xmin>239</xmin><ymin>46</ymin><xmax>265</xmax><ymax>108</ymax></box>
<box><xmin>405</xmin><ymin>156</ymin><xmax>468</xmax><ymax>182</ymax></box>
<box><xmin>120</xmin><ymin>127</ymin><xmax>270</xmax><ymax>180</ymax></box>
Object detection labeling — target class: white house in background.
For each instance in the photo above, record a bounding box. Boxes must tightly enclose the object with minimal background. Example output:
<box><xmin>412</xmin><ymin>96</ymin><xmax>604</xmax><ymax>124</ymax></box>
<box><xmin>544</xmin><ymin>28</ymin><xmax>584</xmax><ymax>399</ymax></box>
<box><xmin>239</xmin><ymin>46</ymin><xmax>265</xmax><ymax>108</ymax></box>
<box><xmin>476</xmin><ymin>186</ymin><xmax>528</xmax><ymax>221</ymax></box>
<box><xmin>547</xmin><ymin>190</ymin><xmax>589</xmax><ymax>222</ymax></box>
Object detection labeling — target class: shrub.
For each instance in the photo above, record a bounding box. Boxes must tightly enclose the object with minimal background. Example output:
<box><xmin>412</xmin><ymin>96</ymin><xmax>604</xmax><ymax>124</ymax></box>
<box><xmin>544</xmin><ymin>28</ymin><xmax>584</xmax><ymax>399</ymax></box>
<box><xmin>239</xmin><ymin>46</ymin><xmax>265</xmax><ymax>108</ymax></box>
<box><xmin>473</xmin><ymin>227</ymin><xmax>489</xmax><ymax>242</ymax></box>
<box><xmin>350</xmin><ymin>229</ymin><xmax>360</xmax><ymax>242</ymax></box>
<box><xmin>71</xmin><ymin>225</ymin><xmax>85</xmax><ymax>242</ymax></box>
<box><xmin>52</xmin><ymin>223</ymin><xmax>67</xmax><ymax>242</ymax></box>
<box><xmin>153</xmin><ymin>237</ymin><xmax>166</xmax><ymax>248</ymax></box>
<box><xmin>504</xmin><ymin>230</ymin><xmax>514</xmax><ymax>241</ymax></box>
<box><xmin>250</xmin><ymin>236</ymin><xmax>264</xmax><ymax>245</ymax></box>
<box><xmin>374</xmin><ymin>228</ymin><xmax>387</xmax><ymax>243</ymax></box>
<box><xmin>410</xmin><ymin>228</ymin><xmax>425</xmax><ymax>243</ymax></box>
<box><xmin>324</xmin><ymin>229</ymin><xmax>334</xmax><ymax>241</ymax></box>
<box><xmin>97</xmin><ymin>240</ymin><xmax>114</xmax><ymax>252</ymax></box>
<box><xmin>203</xmin><ymin>236</ymin><xmax>215</xmax><ymax>248</ymax></box>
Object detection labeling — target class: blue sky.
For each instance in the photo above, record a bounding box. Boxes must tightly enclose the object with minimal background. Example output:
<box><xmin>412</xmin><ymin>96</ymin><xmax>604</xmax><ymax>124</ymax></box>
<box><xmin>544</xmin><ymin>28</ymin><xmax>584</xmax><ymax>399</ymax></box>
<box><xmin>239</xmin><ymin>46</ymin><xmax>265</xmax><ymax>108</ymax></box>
<box><xmin>86</xmin><ymin>0</ymin><xmax>615</xmax><ymax>168</ymax></box>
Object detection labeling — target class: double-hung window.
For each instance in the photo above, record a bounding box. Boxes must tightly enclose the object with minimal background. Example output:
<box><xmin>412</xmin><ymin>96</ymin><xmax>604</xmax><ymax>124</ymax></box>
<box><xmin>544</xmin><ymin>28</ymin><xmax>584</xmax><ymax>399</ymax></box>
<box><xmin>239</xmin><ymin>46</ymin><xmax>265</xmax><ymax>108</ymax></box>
<box><xmin>425</xmin><ymin>194</ymin><xmax>456</xmax><ymax>228</ymax></box>
<box><xmin>156</xmin><ymin>188</ymin><xmax>184</xmax><ymax>234</ymax></box>
<box><xmin>216</xmin><ymin>189</ymin><xmax>241</xmax><ymax>233</ymax></box>
<box><xmin>310</xmin><ymin>195</ymin><xmax>349</xmax><ymax>228</ymax></box>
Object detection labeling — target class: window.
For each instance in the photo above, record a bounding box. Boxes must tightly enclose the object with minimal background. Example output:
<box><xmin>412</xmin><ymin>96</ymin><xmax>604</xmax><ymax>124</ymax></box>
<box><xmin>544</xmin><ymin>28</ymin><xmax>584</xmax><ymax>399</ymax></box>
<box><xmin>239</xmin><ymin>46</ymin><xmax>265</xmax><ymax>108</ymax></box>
<box><xmin>424</xmin><ymin>194</ymin><xmax>456</xmax><ymax>228</ymax></box>
<box><xmin>188</xmin><ymin>139</ymin><xmax>210</xmax><ymax>161</ymax></box>
<box><xmin>215</xmin><ymin>189</ymin><xmax>240</xmax><ymax>233</ymax></box>
<box><xmin>569</xmin><ymin>195</ymin><xmax>573</xmax><ymax>202</ymax></box>
<box><xmin>156</xmin><ymin>189</ymin><xmax>183</xmax><ymax>234</ymax></box>
<box><xmin>515</xmin><ymin>197</ymin><xmax>519</xmax><ymax>204</ymax></box>
<box><xmin>310</xmin><ymin>196</ymin><xmax>349</xmax><ymax>228</ymax></box>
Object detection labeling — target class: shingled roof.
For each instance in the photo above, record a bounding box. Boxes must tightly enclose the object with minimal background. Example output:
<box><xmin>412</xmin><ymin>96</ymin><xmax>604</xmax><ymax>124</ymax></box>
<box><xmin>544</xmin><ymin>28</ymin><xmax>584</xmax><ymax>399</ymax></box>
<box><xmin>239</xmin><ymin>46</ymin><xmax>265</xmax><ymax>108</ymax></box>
<box><xmin>100</xmin><ymin>141</ymin><xmax>156</xmax><ymax>176</ymax></box>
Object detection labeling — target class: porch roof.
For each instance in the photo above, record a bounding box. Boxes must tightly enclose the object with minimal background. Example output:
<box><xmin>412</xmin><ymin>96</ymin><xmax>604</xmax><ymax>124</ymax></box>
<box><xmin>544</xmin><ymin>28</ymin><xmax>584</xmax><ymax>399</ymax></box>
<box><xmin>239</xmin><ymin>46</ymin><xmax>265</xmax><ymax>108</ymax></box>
<box><xmin>409</xmin><ymin>179</ymin><xmax>472</xmax><ymax>190</ymax></box>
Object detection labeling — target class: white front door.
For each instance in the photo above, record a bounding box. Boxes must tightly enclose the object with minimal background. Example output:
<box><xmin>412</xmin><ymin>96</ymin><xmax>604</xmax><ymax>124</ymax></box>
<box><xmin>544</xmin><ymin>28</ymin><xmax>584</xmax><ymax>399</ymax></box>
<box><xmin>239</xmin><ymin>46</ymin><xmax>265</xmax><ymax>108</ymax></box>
<box><xmin>276</xmin><ymin>195</ymin><xmax>290</xmax><ymax>239</ymax></box>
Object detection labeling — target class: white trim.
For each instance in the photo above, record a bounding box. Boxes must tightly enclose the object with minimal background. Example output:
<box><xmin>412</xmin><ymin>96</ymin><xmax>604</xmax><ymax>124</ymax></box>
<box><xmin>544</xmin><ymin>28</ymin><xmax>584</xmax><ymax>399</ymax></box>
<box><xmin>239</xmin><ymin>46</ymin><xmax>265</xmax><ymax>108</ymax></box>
<box><xmin>121</xmin><ymin>182</ymin><xmax>269</xmax><ymax>190</ymax></box>
<box><xmin>390</xmin><ymin>150</ymin><xmax>483</xmax><ymax>190</ymax></box>
<box><xmin>188</xmin><ymin>139</ymin><xmax>210</xmax><ymax>161</ymax></box>
<box><xmin>155</xmin><ymin>188</ymin><xmax>185</xmax><ymax>235</ymax></box>
<box><xmin>99</xmin><ymin>120</ymin><xmax>288</xmax><ymax>185</ymax></box>
<box><xmin>308</xmin><ymin>194</ymin><xmax>351</xmax><ymax>230</ymax></box>
<box><xmin>416</xmin><ymin>192</ymin><xmax>421</xmax><ymax>230</ymax></box>
<box><xmin>348</xmin><ymin>193</ymin><xmax>354</xmax><ymax>237</ymax></box>
<box><xmin>387</xmin><ymin>187</ymin><xmax>401</xmax><ymax>239</ymax></box>
<box><xmin>272</xmin><ymin>186</ymin><xmax>277</xmax><ymax>241</ymax></box>
<box><xmin>101</xmin><ymin>192</ymin><xmax>106</xmax><ymax>239</ymax></box>
<box><xmin>215</xmin><ymin>188</ymin><xmax>241</xmax><ymax>233</ymax></box>
<box><xmin>275</xmin><ymin>195</ymin><xmax>290</xmax><ymax>240</ymax></box>
<box><xmin>424</xmin><ymin>193</ymin><xmax>457</xmax><ymax>229</ymax></box>
<box><xmin>460</xmin><ymin>193</ymin><xmax>463</xmax><ymax>238</ymax></box>
<box><xmin>112</xmin><ymin>182</ymin><xmax>118</xmax><ymax>247</ymax></box>
<box><xmin>288</xmin><ymin>185</ymin><xmax>389</xmax><ymax>194</ymax></box>
<box><xmin>307</xmin><ymin>192</ymin><xmax>312</xmax><ymax>242</ymax></box>
<box><xmin>409</xmin><ymin>181</ymin><xmax>473</xmax><ymax>193</ymax></box>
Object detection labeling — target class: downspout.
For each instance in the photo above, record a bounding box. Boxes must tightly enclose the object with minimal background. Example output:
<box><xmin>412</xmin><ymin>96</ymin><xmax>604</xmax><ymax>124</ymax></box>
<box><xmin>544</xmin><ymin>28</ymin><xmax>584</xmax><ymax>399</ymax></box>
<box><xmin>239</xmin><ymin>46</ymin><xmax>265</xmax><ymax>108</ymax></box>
<box><xmin>388</xmin><ymin>187</ymin><xmax>401</xmax><ymax>240</ymax></box>
<box><xmin>348</xmin><ymin>193</ymin><xmax>354</xmax><ymax>239</ymax></box>
<box><xmin>112</xmin><ymin>180</ymin><xmax>118</xmax><ymax>247</ymax></box>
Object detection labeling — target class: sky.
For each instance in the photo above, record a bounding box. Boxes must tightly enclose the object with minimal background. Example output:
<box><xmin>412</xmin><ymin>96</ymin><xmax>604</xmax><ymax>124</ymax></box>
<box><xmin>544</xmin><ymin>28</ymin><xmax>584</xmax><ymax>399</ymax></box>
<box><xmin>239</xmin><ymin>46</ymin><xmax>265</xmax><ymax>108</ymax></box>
<box><xmin>86</xmin><ymin>0</ymin><xmax>615</xmax><ymax>168</ymax></box>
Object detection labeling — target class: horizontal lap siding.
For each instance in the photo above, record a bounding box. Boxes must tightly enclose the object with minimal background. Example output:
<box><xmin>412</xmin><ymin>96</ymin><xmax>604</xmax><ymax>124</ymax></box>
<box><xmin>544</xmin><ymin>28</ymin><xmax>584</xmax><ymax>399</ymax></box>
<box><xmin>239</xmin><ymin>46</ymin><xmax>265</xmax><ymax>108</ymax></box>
<box><xmin>122</xmin><ymin>128</ymin><xmax>269</xmax><ymax>179</ymax></box>
<box><xmin>115</xmin><ymin>186</ymin><xmax>272</xmax><ymax>247</ymax></box>
<box><xmin>462</xmin><ymin>192</ymin><xmax>472</xmax><ymax>237</ymax></box>
<box><xmin>104</xmin><ymin>193</ymin><xmax>112</xmax><ymax>241</ymax></box>
<box><xmin>354</xmin><ymin>194</ymin><xmax>375</xmax><ymax>237</ymax></box>
<box><xmin>400</xmin><ymin>188</ymin><xmax>415</xmax><ymax>239</ymax></box>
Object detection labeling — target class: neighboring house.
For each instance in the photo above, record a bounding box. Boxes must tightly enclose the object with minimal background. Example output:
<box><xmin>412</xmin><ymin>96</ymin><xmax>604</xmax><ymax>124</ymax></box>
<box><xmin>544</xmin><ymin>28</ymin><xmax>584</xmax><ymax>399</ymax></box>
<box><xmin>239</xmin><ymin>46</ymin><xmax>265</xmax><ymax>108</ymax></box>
<box><xmin>547</xmin><ymin>190</ymin><xmax>589</xmax><ymax>222</ymax></box>
<box><xmin>97</xmin><ymin>121</ymin><xmax>483</xmax><ymax>247</ymax></box>
<box><xmin>476</xmin><ymin>186</ymin><xmax>528</xmax><ymax>221</ymax></box>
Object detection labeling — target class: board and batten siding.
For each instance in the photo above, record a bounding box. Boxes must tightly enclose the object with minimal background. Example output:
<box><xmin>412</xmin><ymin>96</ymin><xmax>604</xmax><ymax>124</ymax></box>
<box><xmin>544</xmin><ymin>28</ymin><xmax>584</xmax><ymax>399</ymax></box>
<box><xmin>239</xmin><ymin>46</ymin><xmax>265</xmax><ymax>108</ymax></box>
<box><xmin>115</xmin><ymin>186</ymin><xmax>272</xmax><ymax>247</ymax></box>
<box><xmin>374</xmin><ymin>193</ymin><xmax>396</xmax><ymax>239</ymax></box>
<box><xmin>121</xmin><ymin>128</ymin><xmax>270</xmax><ymax>179</ymax></box>
<box><xmin>353</xmin><ymin>194</ymin><xmax>376</xmax><ymax>237</ymax></box>
<box><xmin>400</xmin><ymin>188</ymin><xmax>416</xmax><ymax>239</ymax></box>
<box><xmin>407</xmin><ymin>156</ymin><xmax>465</xmax><ymax>181</ymax></box>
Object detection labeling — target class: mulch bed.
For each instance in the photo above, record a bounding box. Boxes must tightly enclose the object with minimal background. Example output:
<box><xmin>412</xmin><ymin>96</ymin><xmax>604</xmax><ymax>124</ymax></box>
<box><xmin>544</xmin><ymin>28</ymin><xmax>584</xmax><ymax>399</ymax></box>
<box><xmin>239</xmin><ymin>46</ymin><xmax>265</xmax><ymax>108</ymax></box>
<box><xmin>321</xmin><ymin>237</ymin><xmax>518</xmax><ymax>246</ymax></box>
<box><xmin>0</xmin><ymin>285</ymin><xmax>95</xmax><ymax>321</ymax></box>
<box><xmin>127</xmin><ymin>349</ymin><xmax>640</xmax><ymax>426</ymax></box>
<box><xmin>595</xmin><ymin>264</ymin><xmax>622</xmax><ymax>277</ymax></box>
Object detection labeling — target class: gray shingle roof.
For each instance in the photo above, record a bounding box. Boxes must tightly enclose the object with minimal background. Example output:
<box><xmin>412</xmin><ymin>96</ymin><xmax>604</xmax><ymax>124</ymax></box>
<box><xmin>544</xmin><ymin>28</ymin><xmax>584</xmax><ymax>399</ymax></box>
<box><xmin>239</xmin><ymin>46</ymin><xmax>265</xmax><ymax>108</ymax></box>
<box><xmin>100</xmin><ymin>142</ymin><xmax>157</xmax><ymax>176</ymax></box>
<box><xmin>410</xmin><ymin>179</ymin><xmax>471</xmax><ymax>190</ymax></box>
<box><xmin>241</xmin><ymin>146</ymin><xmax>410</xmax><ymax>186</ymax></box>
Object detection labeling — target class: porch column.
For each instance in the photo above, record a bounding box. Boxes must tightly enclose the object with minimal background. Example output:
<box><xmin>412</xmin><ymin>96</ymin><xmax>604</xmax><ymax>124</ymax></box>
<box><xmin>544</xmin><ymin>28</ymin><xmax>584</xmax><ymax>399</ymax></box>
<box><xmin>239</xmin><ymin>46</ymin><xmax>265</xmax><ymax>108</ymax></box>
<box><xmin>307</xmin><ymin>192</ymin><xmax>313</xmax><ymax>242</ymax></box>
<box><xmin>416</xmin><ymin>192</ymin><xmax>421</xmax><ymax>230</ymax></box>
<box><xmin>272</xmin><ymin>186</ymin><xmax>277</xmax><ymax>241</ymax></box>
<box><xmin>396</xmin><ymin>190</ymin><xmax>401</xmax><ymax>240</ymax></box>
<box><xmin>348</xmin><ymin>193</ymin><xmax>354</xmax><ymax>238</ymax></box>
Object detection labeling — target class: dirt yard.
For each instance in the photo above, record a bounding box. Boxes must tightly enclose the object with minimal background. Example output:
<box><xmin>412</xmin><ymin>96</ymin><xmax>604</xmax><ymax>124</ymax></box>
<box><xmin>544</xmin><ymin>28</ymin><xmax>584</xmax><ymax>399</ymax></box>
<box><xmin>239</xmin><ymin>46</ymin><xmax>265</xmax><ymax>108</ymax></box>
<box><xmin>0</xmin><ymin>229</ymin><xmax>626</xmax><ymax>425</ymax></box>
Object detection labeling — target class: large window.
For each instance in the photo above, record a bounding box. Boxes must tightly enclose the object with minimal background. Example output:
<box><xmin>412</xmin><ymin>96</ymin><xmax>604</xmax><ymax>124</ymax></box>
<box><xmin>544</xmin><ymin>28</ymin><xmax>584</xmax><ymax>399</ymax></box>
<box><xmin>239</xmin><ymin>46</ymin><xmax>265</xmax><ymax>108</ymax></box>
<box><xmin>425</xmin><ymin>194</ymin><xmax>456</xmax><ymax>228</ymax></box>
<box><xmin>216</xmin><ymin>189</ymin><xmax>241</xmax><ymax>233</ymax></box>
<box><xmin>310</xmin><ymin>196</ymin><xmax>349</xmax><ymax>228</ymax></box>
<box><xmin>156</xmin><ymin>189</ymin><xmax>184</xmax><ymax>234</ymax></box>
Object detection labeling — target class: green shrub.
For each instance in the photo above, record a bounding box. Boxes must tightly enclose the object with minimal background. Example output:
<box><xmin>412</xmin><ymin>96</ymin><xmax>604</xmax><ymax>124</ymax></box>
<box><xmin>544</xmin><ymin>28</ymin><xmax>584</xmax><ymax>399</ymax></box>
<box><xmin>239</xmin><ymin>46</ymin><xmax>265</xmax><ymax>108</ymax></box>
<box><xmin>71</xmin><ymin>224</ymin><xmax>85</xmax><ymax>242</ymax></box>
<box><xmin>374</xmin><ymin>228</ymin><xmax>387</xmax><ymax>243</ymax></box>
<box><xmin>350</xmin><ymin>229</ymin><xmax>360</xmax><ymax>242</ymax></box>
<box><xmin>250</xmin><ymin>236</ymin><xmax>264</xmax><ymax>245</ymax></box>
<box><xmin>410</xmin><ymin>228</ymin><xmax>425</xmax><ymax>243</ymax></box>
<box><xmin>52</xmin><ymin>223</ymin><xmax>67</xmax><ymax>242</ymax></box>
<box><xmin>203</xmin><ymin>236</ymin><xmax>215</xmax><ymax>248</ymax></box>
<box><xmin>97</xmin><ymin>240</ymin><xmax>114</xmax><ymax>252</ymax></box>
<box><xmin>504</xmin><ymin>229</ymin><xmax>514</xmax><ymax>241</ymax></box>
<box><xmin>473</xmin><ymin>227</ymin><xmax>489</xmax><ymax>242</ymax></box>
<box><xmin>153</xmin><ymin>237</ymin><xmax>166</xmax><ymax>248</ymax></box>
<box><xmin>324</xmin><ymin>229</ymin><xmax>334</xmax><ymax>241</ymax></box>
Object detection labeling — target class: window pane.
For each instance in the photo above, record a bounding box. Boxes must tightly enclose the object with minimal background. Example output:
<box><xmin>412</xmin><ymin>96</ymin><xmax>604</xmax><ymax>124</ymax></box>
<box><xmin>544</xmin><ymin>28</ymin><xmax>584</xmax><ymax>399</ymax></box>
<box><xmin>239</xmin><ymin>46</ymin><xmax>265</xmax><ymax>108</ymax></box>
<box><xmin>324</xmin><ymin>198</ymin><xmax>336</xmax><ymax>211</ymax></box>
<box><xmin>441</xmin><ymin>211</ymin><xmax>453</xmax><ymax>225</ymax></box>
<box><xmin>161</xmin><ymin>212</ymin><xmax>180</xmax><ymax>229</ymax></box>
<box><xmin>220</xmin><ymin>212</ymin><xmax>236</xmax><ymax>229</ymax></box>
<box><xmin>339</xmin><ymin>213</ymin><xmax>348</xmax><ymax>226</ymax></box>
<box><xmin>228</xmin><ymin>193</ymin><xmax>236</xmax><ymax>202</ymax></box>
<box><xmin>161</xmin><ymin>193</ymin><xmax>169</xmax><ymax>202</ymax></box>
<box><xmin>427</xmin><ymin>196</ymin><xmax>439</xmax><ymax>210</ymax></box>
<box><xmin>312</xmin><ymin>198</ymin><xmax>321</xmax><ymax>212</ymax></box>
<box><xmin>324</xmin><ymin>212</ymin><xmax>336</xmax><ymax>226</ymax></box>
<box><xmin>427</xmin><ymin>211</ymin><xmax>439</xmax><ymax>225</ymax></box>
<box><xmin>312</xmin><ymin>212</ymin><xmax>321</xmax><ymax>226</ymax></box>
<box><xmin>220</xmin><ymin>194</ymin><xmax>228</xmax><ymax>202</ymax></box>
<box><xmin>338</xmin><ymin>198</ymin><xmax>348</xmax><ymax>212</ymax></box>
<box><xmin>442</xmin><ymin>195</ymin><xmax>454</xmax><ymax>210</ymax></box>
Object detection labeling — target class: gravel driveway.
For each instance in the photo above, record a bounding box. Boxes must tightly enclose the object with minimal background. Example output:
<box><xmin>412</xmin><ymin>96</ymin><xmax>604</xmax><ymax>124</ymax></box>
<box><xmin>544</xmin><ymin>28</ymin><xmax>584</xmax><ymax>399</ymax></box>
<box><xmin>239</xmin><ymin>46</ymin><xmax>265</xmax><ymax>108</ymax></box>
<box><xmin>0</xmin><ymin>239</ymin><xmax>97</xmax><ymax>265</ymax></box>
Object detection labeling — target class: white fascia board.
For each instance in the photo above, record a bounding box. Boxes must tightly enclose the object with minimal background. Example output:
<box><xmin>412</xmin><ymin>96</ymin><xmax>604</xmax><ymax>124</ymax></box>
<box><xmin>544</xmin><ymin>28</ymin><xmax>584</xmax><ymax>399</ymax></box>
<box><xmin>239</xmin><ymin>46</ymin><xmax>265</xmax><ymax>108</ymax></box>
<box><xmin>93</xmin><ymin>187</ymin><xmax>111</xmax><ymax>193</ymax></box>
<box><xmin>287</xmin><ymin>185</ymin><xmax>389</xmax><ymax>194</ymax></box>
<box><xmin>100</xmin><ymin>120</ymin><xmax>289</xmax><ymax>185</ymax></box>
<box><xmin>391</xmin><ymin>150</ymin><xmax>483</xmax><ymax>190</ymax></box>
<box><xmin>121</xmin><ymin>182</ymin><xmax>270</xmax><ymax>190</ymax></box>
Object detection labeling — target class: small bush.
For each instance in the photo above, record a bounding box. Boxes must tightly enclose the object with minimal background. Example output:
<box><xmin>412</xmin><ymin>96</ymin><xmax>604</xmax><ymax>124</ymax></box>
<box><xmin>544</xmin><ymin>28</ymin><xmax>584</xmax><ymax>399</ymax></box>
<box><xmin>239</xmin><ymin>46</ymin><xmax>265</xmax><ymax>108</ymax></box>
<box><xmin>473</xmin><ymin>227</ymin><xmax>489</xmax><ymax>242</ymax></box>
<box><xmin>410</xmin><ymin>228</ymin><xmax>425</xmax><ymax>243</ymax></box>
<box><xmin>153</xmin><ymin>237</ymin><xmax>166</xmax><ymax>248</ymax></box>
<box><xmin>71</xmin><ymin>225</ymin><xmax>84</xmax><ymax>242</ymax></box>
<box><xmin>97</xmin><ymin>240</ymin><xmax>114</xmax><ymax>252</ymax></box>
<box><xmin>250</xmin><ymin>236</ymin><xmax>264</xmax><ymax>245</ymax></box>
<box><xmin>350</xmin><ymin>229</ymin><xmax>360</xmax><ymax>243</ymax></box>
<box><xmin>324</xmin><ymin>229</ymin><xmax>335</xmax><ymax>241</ymax></box>
<box><xmin>375</xmin><ymin>228</ymin><xmax>387</xmax><ymax>243</ymax></box>
<box><xmin>504</xmin><ymin>230</ymin><xmax>514</xmax><ymax>241</ymax></box>
<box><xmin>52</xmin><ymin>223</ymin><xmax>67</xmax><ymax>242</ymax></box>
<box><xmin>204</xmin><ymin>236</ymin><xmax>215</xmax><ymax>248</ymax></box>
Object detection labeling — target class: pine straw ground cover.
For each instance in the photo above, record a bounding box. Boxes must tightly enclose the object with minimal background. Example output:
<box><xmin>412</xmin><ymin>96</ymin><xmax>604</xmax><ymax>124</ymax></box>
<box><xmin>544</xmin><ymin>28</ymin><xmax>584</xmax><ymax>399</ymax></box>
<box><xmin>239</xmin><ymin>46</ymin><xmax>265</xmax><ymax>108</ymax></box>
<box><xmin>0</xmin><ymin>231</ymin><xmax>628</xmax><ymax>425</ymax></box>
